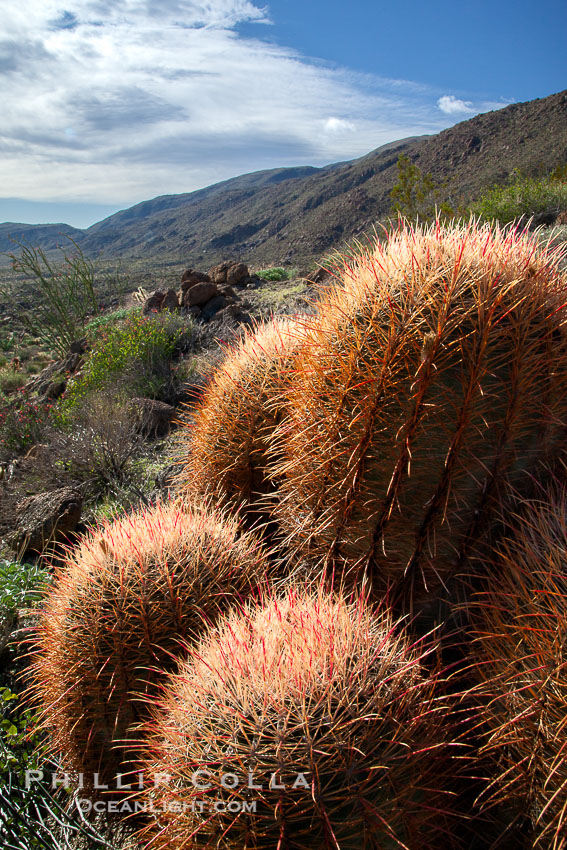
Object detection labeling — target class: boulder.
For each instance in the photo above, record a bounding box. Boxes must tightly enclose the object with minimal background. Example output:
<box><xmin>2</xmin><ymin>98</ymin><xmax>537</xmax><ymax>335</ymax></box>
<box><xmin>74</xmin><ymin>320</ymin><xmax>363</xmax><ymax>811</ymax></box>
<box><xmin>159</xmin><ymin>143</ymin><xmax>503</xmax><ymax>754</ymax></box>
<box><xmin>44</xmin><ymin>379</ymin><xmax>66</xmax><ymax>400</ymax></box>
<box><xmin>182</xmin><ymin>281</ymin><xmax>219</xmax><ymax>307</ymax></box>
<box><xmin>185</xmin><ymin>305</ymin><xmax>202</xmax><ymax>319</ymax></box>
<box><xmin>219</xmin><ymin>285</ymin><xmax>237</xmax><ymax>298</ymax></box>
<box><xmin>226</xmin><ymin>262</ymin><xmax>249</xmax><ymax>287</ymax></box>
<box><xmin>209</xmin><ymin>261</ymin><xmax>249</xmax><ymax>287</ymax></box>
<box><xmin>143</xmin><ymin>290</ymin><xmax>166</xmax><ymax>315</ymax></box>
<box><xmin>161</xmin><ymin>288</ymin><xmax>180</xmax><ymax>312</ymax></box>
<box><xmin>130</xmin><ymin>398</ymin><xmax>177</xmax><ymax>437</ymax></box>
<box><xmin>201</xmin><ymin>295</ymin><xmax>229</xmax><ymax>322</ymax></box>
<box><xmin>10</xmin><ymin>488</ymin><xmax>82</xmax><ymax>554</ymax></box>
<box><xmin>181</xmin><ymin>269</ymin><xmax>211</xmax><ymax>290</ymax></box>
<box><xmin>208</xmin><ymin>262</ymin><xmax>232</xmax><ymax>285</ymax></box>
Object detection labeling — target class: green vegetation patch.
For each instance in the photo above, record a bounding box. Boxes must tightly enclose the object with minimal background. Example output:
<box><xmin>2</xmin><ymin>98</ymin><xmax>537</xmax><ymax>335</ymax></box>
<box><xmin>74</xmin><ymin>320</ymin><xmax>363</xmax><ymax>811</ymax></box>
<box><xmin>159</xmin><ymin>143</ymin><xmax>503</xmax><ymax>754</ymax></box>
<box><xmin>472</xmin><ymin>166</ymin><xmax>567</xmax><ymax>225</ymax></box>
<box><xmin>256</xmin><ymin>266</ymin><xmax>298</xmax><ymax>281</ymax></box>
<box><xmin>59</xmin><ymin>311</ymin><xmax>191</xmax><ymax>419</ymax></box>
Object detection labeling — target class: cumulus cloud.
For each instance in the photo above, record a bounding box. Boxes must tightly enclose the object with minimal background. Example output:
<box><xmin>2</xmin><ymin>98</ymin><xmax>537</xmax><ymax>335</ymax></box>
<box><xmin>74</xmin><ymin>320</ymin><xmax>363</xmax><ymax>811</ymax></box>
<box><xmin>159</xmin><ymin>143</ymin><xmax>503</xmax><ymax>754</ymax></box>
<box><xmin>324</xmin><ymin>117</ymin><xmax>356</xmax><ymax>134</ymax></box>
<box><xmin>437</xmin><ymin>95</ymin><xmax>475</xmax><ymax>114</ymax></box>
<box><xmin>0</xmin><ymin>1</ymin><xmax>489</xmax><ymax>209</ymax></box>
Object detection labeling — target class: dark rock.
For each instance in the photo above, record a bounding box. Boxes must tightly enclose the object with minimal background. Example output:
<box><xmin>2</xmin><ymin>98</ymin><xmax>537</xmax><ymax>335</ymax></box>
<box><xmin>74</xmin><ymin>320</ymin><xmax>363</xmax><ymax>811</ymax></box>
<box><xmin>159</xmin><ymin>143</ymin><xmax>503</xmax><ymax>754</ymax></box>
<box><xmin>181</xmin><ymin>269</ymin><xmax>210</xmax><ymax>287</ymax></box>
<box><xmin>310</xmin><ymin>267</ymin><xmax>332</xmax><ymax>284</ymax></box>
<box><xmin>208</xmin><ymin>262</ymin><xmax>232</xmax><ymax>285</ymax></box>
<box><xmin>143</xmin><ymin>290</ymin><xmax>166</xmax><ymax>314</ymax></box>
<box><xmin>130</xmin><ymin>397</ymin><xmax>177</xmax><ymax>437</ymax></box>
<box><xmin>44</xmin><ymin>380</ymin><xmax>66</xmax><ymax>400</ymax></box>
<box><xmin>69</xmin><ymin>338</ymin><xmax>87</xmax><ymax>355</ymax></box>
<box><xmin>201</xmin><ymin>295</ymin><xmax>229</xmax><ymax>322</ymax></box>
<box><xmin>161</xmin><ymin>288</ymin><xmax>180</xmax><ymax>312</ymax></box>
<box><xmin>215</xmin><ymin>304</ymin><xmax>253</xmax><ymax>325</ymax></box>
<box><xmin>9</xmin><ymin>488</ymin><xmax>82</xmax><ymax>555</ymax></box>
<box><xmin>185</xmin><ymin>305</ymin><xmax>202</xmax><ymax>319</ymax></box>
<box><xmin>183</xmin><ymin>282</ymin><xmax>219</xmax><ymax>307</ymax></box>
<box><xmin>219</xmin><ymin>285</ymin><xmax>237</xmax><ymax>298</ymax></box>
<box><xmin>226</xmin><ymin>262</ymin><xmax>249</xmax><ymax>287</ymax></box>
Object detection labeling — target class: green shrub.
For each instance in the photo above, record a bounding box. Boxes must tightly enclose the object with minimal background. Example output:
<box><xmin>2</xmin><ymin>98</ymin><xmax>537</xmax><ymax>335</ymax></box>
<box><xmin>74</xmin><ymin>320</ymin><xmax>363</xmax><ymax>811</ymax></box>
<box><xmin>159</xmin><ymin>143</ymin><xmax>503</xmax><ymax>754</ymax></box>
<box><xmin>0</xmin><ymin>559</ymin><xmax>51</xmax><ymax>616</ymax></box>
<box><xmin>256</xmin><ymin>266</ymin><xmax>296</xmax><ymax>281</ymax></box>
<box><xmin>84</xmin><ymin>305</ymin><xmax>139</xmax><ymax>336</ymax></box>
<box><xmin>471</xmin><ymin>168</ymin><xmax>567</xmax><ymax>224</ymax></box>
<box><xmin>390</xmin><ymin>153</ymin><xmax>459</xmax><ymax>222</ymax></box>
<box><xmin>59</xmin><ymin>312</ymin><xmax>190</xmax><ymax>418</ymax></box>
<box><xmin>0</xmin><ymin>686</ymin><xmax>121</xmax><ymax>849</ymax></box>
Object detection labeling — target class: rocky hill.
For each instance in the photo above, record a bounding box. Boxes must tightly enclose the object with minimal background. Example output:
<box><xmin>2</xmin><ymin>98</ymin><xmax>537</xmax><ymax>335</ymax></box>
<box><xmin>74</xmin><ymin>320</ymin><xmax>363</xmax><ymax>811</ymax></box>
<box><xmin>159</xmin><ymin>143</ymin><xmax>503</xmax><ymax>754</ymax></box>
<box><xmin>0</xmin><ymin>222</ymin><xmax>83</xmax><ymax>255</ymax></box>
<box><xmin>1</xmin><ymin>89</ymin><xmax>566</xmax><ymax>268</ymax></box>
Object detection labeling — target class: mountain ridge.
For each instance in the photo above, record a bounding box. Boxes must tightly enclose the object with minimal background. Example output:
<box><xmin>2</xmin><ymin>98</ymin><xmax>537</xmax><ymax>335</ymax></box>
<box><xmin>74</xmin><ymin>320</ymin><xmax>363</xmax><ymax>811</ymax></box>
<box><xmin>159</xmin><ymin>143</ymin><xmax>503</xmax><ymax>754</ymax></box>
<box><xmin>1</xmin><ymin>90</ymin><xmax>566</xmax><ymax>267</ymax></box>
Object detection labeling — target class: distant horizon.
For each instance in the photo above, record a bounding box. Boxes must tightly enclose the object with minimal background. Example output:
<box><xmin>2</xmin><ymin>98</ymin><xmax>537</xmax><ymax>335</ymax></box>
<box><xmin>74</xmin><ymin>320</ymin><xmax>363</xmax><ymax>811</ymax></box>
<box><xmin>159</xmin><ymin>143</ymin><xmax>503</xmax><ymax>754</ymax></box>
<box><xmin>1</xmin><ymin>0</ymin><xmax>565</xmax><ymax>228</ymax></box>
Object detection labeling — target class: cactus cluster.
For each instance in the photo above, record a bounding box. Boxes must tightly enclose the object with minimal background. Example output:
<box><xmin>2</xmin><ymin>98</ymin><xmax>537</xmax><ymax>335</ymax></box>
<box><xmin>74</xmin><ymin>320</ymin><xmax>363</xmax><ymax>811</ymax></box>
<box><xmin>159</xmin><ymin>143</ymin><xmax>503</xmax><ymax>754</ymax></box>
<box><xmin>26</xmin><ymin>219</ymin><xmax>567</xmax><ymax>849</ymax></box>
<box><xmin>137</xmin><ymin>587</ymin><xmax>465</xmax><ymax>849</ymax></box>
<box><xmin>28</xmin><ymin>499</ymin><xmax>269</xmax><ymax>789</ymax></box>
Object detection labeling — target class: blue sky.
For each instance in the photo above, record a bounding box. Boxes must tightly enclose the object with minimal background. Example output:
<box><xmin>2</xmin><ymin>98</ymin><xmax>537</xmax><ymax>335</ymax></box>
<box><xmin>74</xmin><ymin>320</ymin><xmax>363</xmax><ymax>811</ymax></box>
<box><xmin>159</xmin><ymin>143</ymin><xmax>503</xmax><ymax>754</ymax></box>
<box><xmin>0</xmin><ymin>0</ymin><xmax>565</xmax><ymax>229</ymax></box>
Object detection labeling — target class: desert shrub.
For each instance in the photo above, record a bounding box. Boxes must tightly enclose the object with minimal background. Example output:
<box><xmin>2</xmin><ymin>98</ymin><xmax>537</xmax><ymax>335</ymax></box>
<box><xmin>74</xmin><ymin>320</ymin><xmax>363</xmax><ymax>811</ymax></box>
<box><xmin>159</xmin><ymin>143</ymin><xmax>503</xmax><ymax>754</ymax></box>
<box><xmin>28</xmin><ymin>499</ymin><xmax>271</xmax><ymax>791</ymax></box>
<box><xmin>84</xmin><ymin>305</ymin><xmax>139</xmax><ymax>336</ymax></box>
<box><xmin>48</xmin><ymin>393</ymin><xmax>144</xmax><ymax>492</ymax></box>
<box><xmin>256</xmin><ymin>266</ymin><xmax>296</xmax><ymax>281</ymax></box>
<box><xmin>0</xmin><ymin>367</ymin><xmax>25</xmax><ymax>395</ymax></box>
<box><xmin>390</xmin><ymin>153</ymin><xmax>460</xmax><ymax>222</ymax></box>
<box><xmin>0</xmin><ymin>559</ymin><xmax>51</xmax><ymax>616</ymax></box>
<box><xmin>59</xmin><ymin>311</ymin><xmax>190</xmax><ymax>418</ymax></box>
<box><xmin>471</xmin><ymin>167</ymin><xmax>567</xmax><ymax>224</ymax></box>
<box><xmin>0</xmin><ymin>392</ymin><xmax>54</xmax><ymax>459</ymax></box>
<box><xmin>5</xmin><ymin>241</ymin><xmax>101</xmax><ymax>357</ymax></box>
<box><xmin>0</xmin><ymin>686</ymin><xmax>125</xmax><ymax>849</ymax></box>
<box><xmin>138</xmin><ymin>587</ymin><xmax>466</xmax><ymax>849</ymax></box>
<box><xmin>271</xmin><ymin>219</ymin><xmax>567</xmax><ymax>614</ymax></box>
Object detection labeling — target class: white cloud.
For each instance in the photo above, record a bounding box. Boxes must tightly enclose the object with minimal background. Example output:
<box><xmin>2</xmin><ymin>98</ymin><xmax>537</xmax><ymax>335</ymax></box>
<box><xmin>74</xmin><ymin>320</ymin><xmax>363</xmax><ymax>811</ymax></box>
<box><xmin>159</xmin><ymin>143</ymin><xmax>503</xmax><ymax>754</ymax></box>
<box><xmin>0</xmin><ymin>1</ymin><xmax>488</xmax><ymax>208</ymax></box>
<box><xmin>437</xmin><ymin>95</ymin><xmax>475</xmax><ymax>114</ymax></box>
<box><xmin>324</xmin><ymin>117</ymin><xmax>356</xmax><ymax>134</ymax></box>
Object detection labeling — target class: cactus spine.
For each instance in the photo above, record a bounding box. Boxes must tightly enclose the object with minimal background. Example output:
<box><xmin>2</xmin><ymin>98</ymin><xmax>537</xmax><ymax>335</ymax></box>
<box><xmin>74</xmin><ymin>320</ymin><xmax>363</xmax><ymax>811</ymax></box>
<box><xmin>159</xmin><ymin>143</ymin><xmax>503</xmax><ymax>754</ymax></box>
<box><xmin>176</xmin><ymin>318</ymin><xmax>307</xmax><ymax>529</ymax></box>
<box><xmin>271</xmin><ymin>221</ymin><xmax>567</xmax><ymax>610</ymax></box>
<box><xmin>138</xmin><ymin>587</ymin><xmax>466</xmax><ymax>849</ymax></box>
<box><xmin>28</xmin><ymin>499</ymin><xmax>270</xmax><ymax>791</ymax></box>
<box><xmin>470</xmin><ymin>485</ymin><xmax>567</xmax><ymax>848</ymax></box>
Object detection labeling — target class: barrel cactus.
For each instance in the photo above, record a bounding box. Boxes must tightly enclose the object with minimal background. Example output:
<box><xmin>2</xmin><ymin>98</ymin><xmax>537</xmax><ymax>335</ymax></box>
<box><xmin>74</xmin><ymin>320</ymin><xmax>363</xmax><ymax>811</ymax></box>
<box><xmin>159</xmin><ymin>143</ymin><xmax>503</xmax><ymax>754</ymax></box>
<box><xmin>271</xmin><ymin>220</ymin><xmax>567</xmax><ymax>612</ymax></box>
<box><xmin>470</xmin><ymin>485</ymin><xmax>567</xmax><ymax>848</ymax></box>
<box><xmin>137</xmin><ymin>587</ymin><xmax>466</xmax><ymax>849</ymax></box>
<box><xmin>176</xmin><ymin>317</ymin><xmax>308</xmax><ymax>529</ymax></box>
<box><xmin>28</xmin><ymin>499</ymin><xmax>270</xmax><ymax>792</ymax></box>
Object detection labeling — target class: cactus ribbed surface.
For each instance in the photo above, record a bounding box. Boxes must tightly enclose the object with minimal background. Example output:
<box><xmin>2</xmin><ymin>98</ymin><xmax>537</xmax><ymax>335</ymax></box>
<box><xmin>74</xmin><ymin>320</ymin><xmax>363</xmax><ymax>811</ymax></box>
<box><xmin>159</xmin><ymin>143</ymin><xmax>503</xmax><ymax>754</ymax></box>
<box><xmin>470</xmin><ymin>486</ymin><xmax>567</xmax><ymax>848</ymax></box>
<box><xmin>138</xmin><ymin>587</ymin><xmax>465</xmax><ymax>849</ymax></box>
<box><xmin>28</xmin><ymin>499</ymin><xmax>270</xmax><ymax>790</ymax></box>
<box><xmin>271</xmin><ymin>221</ymin><xmax>567</xmax><ymax>609</ymax></box>
<box><xmin>176</xmin><ymin>318</ymin><xmax>307</xmax><ymax>528</ymax></box>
